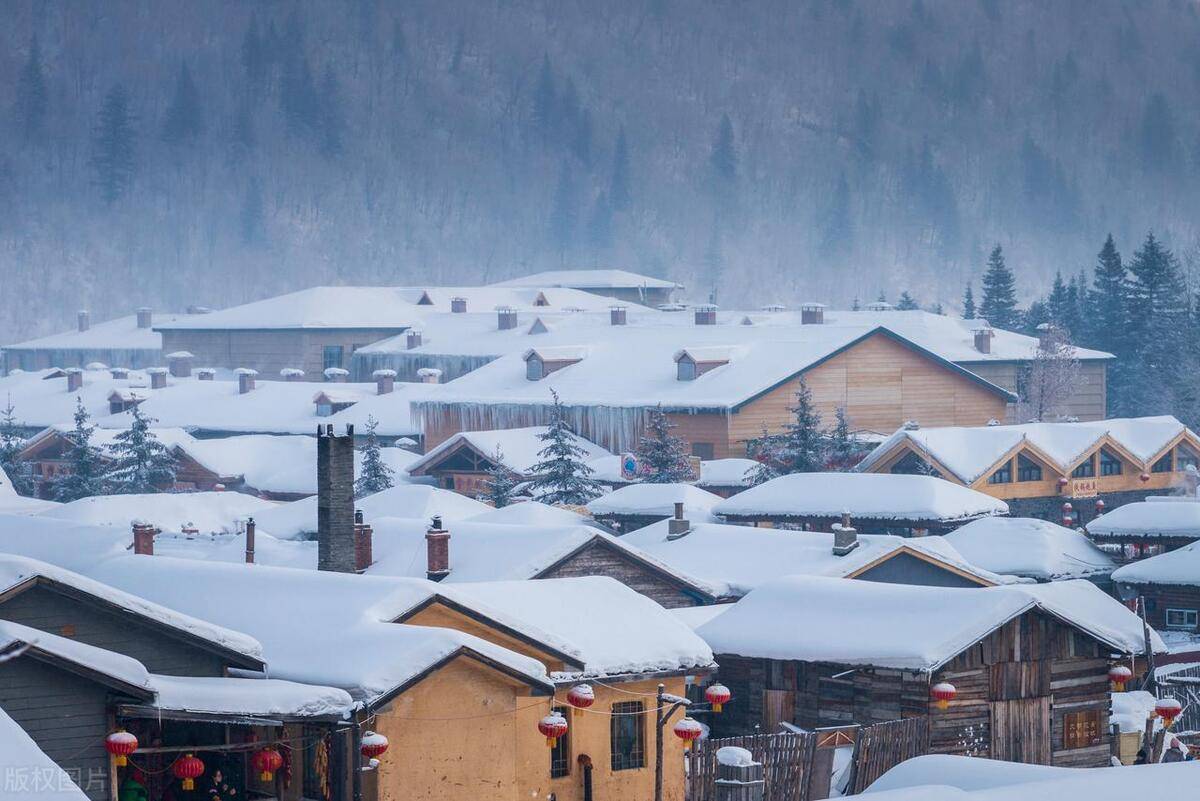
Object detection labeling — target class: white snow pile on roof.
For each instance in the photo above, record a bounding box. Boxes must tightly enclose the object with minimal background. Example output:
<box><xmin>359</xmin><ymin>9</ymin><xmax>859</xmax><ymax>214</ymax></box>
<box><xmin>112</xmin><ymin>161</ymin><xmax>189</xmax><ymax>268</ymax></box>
<box><xmin>862</xmin><ymin>755</ymin><xmax>1197</xmax><ymax>800</ymax></box>
<box><xmin>254</xmin><ymin>485</ymin><xmax>490</xmax><ymax>539</ymax></box>
<box><xmin>0</xmin><ymin>705</ymin><xmax>89</xmax><ymax>800</ymax></box>
<box><xmin>698</xmin><ymin>458</ymin><xmax>758</xmax><ymax>488</ymax></box>
<box><xmin>491</xmin><ymin>269</ymin><xmax>681</xmax><ymax>290</ymax></box>
<box><xmin>466</xmin><ymin>501</ymin><xmax>589</xmax><ymax>526</ymax></box>
<box><xmin>1088</xmin><ymin>498</ymin><xmax>1200</xmax><ymax>539</ymax></box>
<box><xmin>36</xmin><ymin>491</ymin><xmax>276</xmax><ymax>535</ymax></box>
<box><xmin>29</xmin><ymin>425</ymin><xmax>196</xmax><ymax>457</ymax></box>
<box><xmin>0</xmin><ymin>464</ymin><xmax>58</xmax><ymax>515</ymax></box>
<box><xmin>0</xmin><ymin>618</ymin><xmax>152</xmax><ymax>693</ymax></box>
<box><xmin>670</xmin><ymin>604</ymin><xmax>733</xmax><ymax>630</ymax></box>
<box><xmin>1109</xmin><ymin>689</ymin><xmax>1160</xmax><ymax>734</ymax></box>
<box><xmin>587</xmin><ymin>483</ymin><xmax>723</xmax><ymax>518</ymax></box>
<box><xmin>697</xmin><ymin>576</ymin><xmax>1161</xmax><ymax>670</ymax></box>
<box><xmin>150</xmin><ymin>675</ymin><xmax>354</xmax><ymax>719</ymax></box>
<box><xmin>944</xmin><ymin>517</ymin><xmax>1116</xmax><ymax>581</ymax></box>
<box><xmin>0</xmin><ymin>554</ymin><xmax>263</xmax><ymax>660</ymax></box>
<box><xmin>622</xmin><ymin>521</ymin><xmax>1012</xmax><ymax>597</ymax></box>
<box><xmin>84</xmin><ymin>556</ymin><xmax>551</xmax><ymax>702</ymax></box>
<box><xmin>1111</xmin><ymin>540</ymin><xmax>1200</xmax><ymax>586</ymax></box>
<box><xmin>712</xmin><ymin>473</ymin><xmax>1008</xmax><ymax>522</ymax></box>
<box><xmin>408</xmin><ymin>426</ymin><xmax>612</xmax><ymax>477</ymax></box>
<box><xmin>0</xmin><ymin>368</ymin><xmax>198</xmax><ymax>429</ymax></box>
<box><xmin>447</xmin><ymin>576</ymin><xmax>715</xmax><ymax>681</ymax></box>
<box><xmin>4</xmin><ymin>312</ymin><xmax>192</xmax><ymax>351</ymax></box>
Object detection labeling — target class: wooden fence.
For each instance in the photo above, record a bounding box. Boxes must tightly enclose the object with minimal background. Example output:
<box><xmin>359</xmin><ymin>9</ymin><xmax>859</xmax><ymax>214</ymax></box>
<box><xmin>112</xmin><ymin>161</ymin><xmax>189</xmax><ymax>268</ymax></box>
<box><xmin>686</xmin><ymin>718</ymin><xmax>929</xmax><ymax>801</ymax></box>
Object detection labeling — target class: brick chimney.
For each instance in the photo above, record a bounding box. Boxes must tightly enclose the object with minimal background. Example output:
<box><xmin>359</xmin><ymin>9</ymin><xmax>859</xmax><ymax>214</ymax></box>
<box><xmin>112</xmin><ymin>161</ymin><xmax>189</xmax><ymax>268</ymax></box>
<box><xmin>167</xmin><ymin>351</ymin><xmax>193</xmax><ymax>378</ymax></box>
<box><xmin>497</xmin><ymin>306</ymin><xmax>518</xmax><ymax>330</ymax></box>
<box><xmin>245</xmin><ymin>517</ymin><xmax>256</xmax><ymax>564</ymax></box>
<box><xmin>132</xmin><ymin>522</ymin><xmax>158</xmax><ymax>556</ymax></box>
<box><xmin>832</xmin><ymin>511</ymin><xmax>859</xmax><ymax>556</ymax></box>
<box><xmin>406</xmin><ymin>330</ymin><xmax>423</xmax><ymax>350</ymax></box>
<box><xmin>147</xmin><ymin>367</ymin><xmax>168</xmax><ymax>390</ymax></box>
<box><xmin>324</xmin><ymin>367</ymin><xmax>349</xmax><ymax>383</ymax></box>
<box><xmin>237</xmin><ymin>368</ymin><xmax>257</xmax><ymax>393</ymax></box>
<box><xmin>197</xmin><ymin>368</ymin><xmax>216</xmax><ymax>381</ymax></box>
<box><xmin>417</xmin><ymin>367</ymin><xmax>442</xmax><ymax>384</ymax></box>
<box><xmin>317</xmin><ymin>424</ymin><xmax>357</xmax><ymax>573</ymax></box>
<box><xmin>280</xmin><ymin>368</ymin><xmax>305</xmax><ymax>381</ymax></box>
<box><xmin>65</xmin><ymin>368</ymin><xmax>83</xmax><ymax>393</ymax></box>
<box><xmin>136</xmin><ymin>307</ymin><xmax>153</xmax><ymax>329</ymax></box>
<box><xmin>354</xmin><ymin>510</ymin><xmax>374</xmax><ymax>573</ymax></box>
<box><xmin>426</xmin><ymin>515</ymin><xmax>450</xmax><ymax>581</ymax></box>
<box><xmin>451</xmin><ymin>297</ymin><xmax>467</xmax><ymax>313</ymax></box>
<box><xmin>694</xmin><ymin>305</ymin><xmax>717</xmax><ymax>325</ymax></box>
<box><xmin>110</xmin><ymin>367</ymin><xmax>129</xmax><ymax>380</ymax></box>
<box><xmin>77</xmin><ymin>310</ymin><xmax>90</xmax><ymax>332</ymax></box>
<box><xmin>973</xmin><ymin>323</ymin><xmax>994</xmax><ymax>354</ymax></box>
<box><xmin>800</xmin><ymin>303</ymin><xmax>826</xmax><ymax>325</ymax></box>
<box><xmin>610</xmin><ymin>306</ymin><xmax>627</xmax><ymax>326</ymax></box>
<box><xmin>373</xmin><ymin>369</ymin><xmax>396</xmax><ymax>395</ymax></box>
<box><xmin>667</xmin><ymin>501</ymin><xmax>691</xmax><ymax>539</ymax></box>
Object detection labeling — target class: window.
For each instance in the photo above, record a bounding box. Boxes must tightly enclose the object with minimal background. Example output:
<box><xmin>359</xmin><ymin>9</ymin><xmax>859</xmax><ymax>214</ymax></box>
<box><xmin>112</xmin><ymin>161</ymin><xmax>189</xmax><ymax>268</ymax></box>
<box><xmin>550</xmin><ymin>706</ymin><xmax>571</xmax><ymax>778</ymax></box>
<box><xmin>1177</xmin><ymin>444</ymin><xmax>1200</xmax><ymax>473</ymax></box>
<box><xmin>610</xmin><ymin>702</ymin><xmax>645</xmax><ymax>771</ymax></box>
<box><xmin>1071</xmin><ymin>456</ymin><xmax>1095</xmax><ymax>478</ymax></box>
<box><xmin>1017</xmin><ymin>454</ymin><xmax>1042</xmax><ymax>482</ymax></box>
<box><xmin>988</xmin><ymin>460</ymin><xmax>1012</xmax><ymax>484</ymax></box>
<box><xmin>323</xmin><ymin>345</ymin><xmax>344</xmax><ymax>371</ymax></box>
<box><xmin>889</xmin><ymin>450</ymin><xmax>939</xmax><ymax>478</ymax></box>
<box><xmin>1099</xmin><ymin>449</ymin><xmax>1123</xmax><ymax>477</ymax></box>
<box><xmin>1166</xmin><ymin>608</ymin><xmax>1199</xmax><ymax>630</ymax></box>
<box><xmin>677</xmin><ymin>359</ymin><xmax>697</xmax><ymax>381</ymax></box>
<box><xmin>526</xmin><ymin>358</ymin><xmax>545</xmax><ymax>381</ymax></box>
<box><xmin>316</xmin><ymin>403</ymin><xmax>334</xmax><ymax>417</ymax></box>
<box><xmin>1153</xmin><ymin>453</ymin><xmax>1174</xmax><ymax>473</ymax></box>
<box><xmin>691</xmin><ymin>442</ymin><xmax>715</xmax><ymax>461</ymax></box>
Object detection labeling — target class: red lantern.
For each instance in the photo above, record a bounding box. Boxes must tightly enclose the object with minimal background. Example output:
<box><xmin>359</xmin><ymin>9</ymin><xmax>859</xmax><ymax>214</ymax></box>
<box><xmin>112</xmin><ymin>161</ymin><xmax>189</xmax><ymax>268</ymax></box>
<box><xmin>173</xmin><ymin>753</ymin><xmax>205</xmax><ymax>791</ymax></box>
<box><xmin>1095</xmin><ymin>499</ymin><xmax>1106</xmax><ymax>514</ymax></box>
<box><xmin>538</xmin><ymin>711</ymin><xmax>568</xmax><ymax>748</ymax></box>
<box><xmin>566</xmin><ymin>684</ymin><xmax>595</xmax><ymax>709</ymax></box>
<box><xmin>705</xmin><ymin>683</ymin><xmax>732</xmax><ymax>713</ymax></box>
<box><xmin>1108</xmin><ymin>665</ymin><xmax>1133</xmax><ymax>692</ymax></box>
<box><xmin>251</xmin><ymin>747</ymin><xmax>283</xmax><ymax>782</ymax></box>
<box><xmin>360</xmin><ymin>731</ymin><xmax>389</xmax><ymax>760</ymax></box>
<box><xmin>673</xmin><ymin>717</ymin><xmax>704</xmax><ymax>749</ymax></box>
<box><xmin>1140</xmin><ymin>472</ymin><xmax>1151</xmax><ymax>483</ymax></box>
<box><xmin>105</xmin><ymin>730</ymin><xmax>138</xmax><ymax>767</ymax></box>
<box><xmin>1057</xmin><ymin>476</ymin><xmax>1069</xmax><ymax>490</ymax></box>
<box><xmin>931</xmin><ymin>682</ymin><xmax>957</xmax><ymax>710</ymax></box>
<box><xmin>1155</xmin><ymin>697</ymin><xmax>1183</xmax><ymax>728</ymax></box>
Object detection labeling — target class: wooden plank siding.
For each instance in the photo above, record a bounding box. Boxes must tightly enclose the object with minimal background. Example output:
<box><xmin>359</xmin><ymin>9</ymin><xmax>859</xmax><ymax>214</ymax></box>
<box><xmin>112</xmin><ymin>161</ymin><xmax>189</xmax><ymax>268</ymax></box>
<box><xmin>962</xmin><ymin>361</ymin><xmax>1108</xmax><ymax>422</ymax></box>
<box><xmin>159</xmin><ymin>328</ymin><xmax>407</xmax><ymax>379</ymax></box>
<box><xmin>537</xmin><ymin>540</ymin><xmax>712</xmax><ymax>608</ymax></box>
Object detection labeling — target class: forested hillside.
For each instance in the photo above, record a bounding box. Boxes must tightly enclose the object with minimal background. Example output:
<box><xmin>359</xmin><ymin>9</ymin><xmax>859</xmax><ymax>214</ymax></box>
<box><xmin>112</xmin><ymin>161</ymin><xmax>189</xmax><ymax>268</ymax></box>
<box><xmin>4</xmin><ymin>0</ymin><xmax>1200</xmax><ymax>343</ymax></box>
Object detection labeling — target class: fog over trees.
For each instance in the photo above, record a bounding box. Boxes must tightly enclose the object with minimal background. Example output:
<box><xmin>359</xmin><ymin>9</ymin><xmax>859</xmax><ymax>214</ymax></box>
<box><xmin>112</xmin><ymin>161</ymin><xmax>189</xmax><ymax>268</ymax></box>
<box><xmin>4</xmin><ymin>0</ymin><xmax>1200</xmax><ymax>341</ymax></box>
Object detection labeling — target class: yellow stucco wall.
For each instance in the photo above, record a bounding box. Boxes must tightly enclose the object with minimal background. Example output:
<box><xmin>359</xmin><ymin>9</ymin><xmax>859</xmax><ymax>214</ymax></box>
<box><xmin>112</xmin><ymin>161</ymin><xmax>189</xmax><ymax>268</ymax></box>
<box><xmin>403</xmin><ymin>603</ymin><xmax>570</xmax><ymax>674</ymax></box>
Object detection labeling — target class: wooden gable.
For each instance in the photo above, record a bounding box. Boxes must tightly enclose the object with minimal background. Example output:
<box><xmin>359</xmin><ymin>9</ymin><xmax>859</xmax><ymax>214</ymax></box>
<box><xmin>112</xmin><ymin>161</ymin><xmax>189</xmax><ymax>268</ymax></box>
<box><xmin>845</xmin><ymin>546</ymin><xmax>996</xmax><ymax>588</ymax></box>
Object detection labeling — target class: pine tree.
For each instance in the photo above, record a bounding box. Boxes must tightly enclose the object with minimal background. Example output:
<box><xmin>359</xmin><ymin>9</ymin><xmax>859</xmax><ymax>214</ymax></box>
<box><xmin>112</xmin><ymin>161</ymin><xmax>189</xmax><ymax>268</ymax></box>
<box><xmin>480</xmin><ymin>447</ymin><xmax>518</xmax><ymax>508</ymax></box>
<box><xmin>777</xmin><ymin>378</ymin><xmax>826</xmax><ymax>473</ymax></box>
<box><xmin>1087</xmin><ymin>234</ymin><xmax>1130</xmax><ymax>413</ymax></box>
<box><xmin>635</xmin><ymin>406</ymin><xmax>694</xmax><ymax>483</ymax></box>
<box><xmin>1125</xmin><ymin>232</ymin><xmax>1190</xmax><ymax>414</ymax></box>
<box><xmin>610</xmin><ymin>125</ymin><xmax>631</xmax><ymax>211</ymax></box>
<box><xmin>0</xmin><ymin>400</ymin><xmax>34</xmax><ymax>496</ymax></box>
<box><xmin>825</xmin><ymin>406</ymin><xmax>857</xmax><ymax>470</ymax></box>
<box><xmin>962</xmin><ymin>284</ymin><xmax>976</xmax><ymax>319</ymax></box>
<box><xmin>526</xmin><ymin>391</ymin><xmax>603</xmax><ymax>505</ymax></box>
<box><xmin>354</xmin><ymin>416</ymin><xmax>395</xmax><ymax>498</ymax></box>
<box><xmin>51</xmin><ymin>399</ymin><xmax>105</xmax><ymax>502</ymax></box>
<box><xmin>586</xmin><ymin>192</ymin><xmax>613</xmax><ymax>251</ymax></box>
<box><xmin>710</xmin><ymin>114</ymin><xmax>737</xmax><ymax>188</ymax></box>
<box><xmin>91</xmin><ymin>85</ymin><xmax>136</xmax><ymax>204</ymax></box>
<box><xmin>14</xmin><ymin>35</ymin><xmax>47</xmax><ymax>143</ymax></box>
<box><xmin>104</xmin><ymin>405</ymin><xmax>177</xmax><ymax>494</ymax></box>
<box><xmin>548</xmin><ymin>160</ymin><xmax>577</xmax><ymax>251</ymax></box>
<box><xmin>162</xmin><ymin>62</ymin><xmax>204</xmax><ymax>145</ymax></box>
<box><xmin>1045</xmin><ymin>271</ymin><xmax>1071</xmax><ymax>329</ymax></box>
<box><xmin>896</xmin><ymin>291</ymin><xmax>920</xmax><ymax>310</ymax></box>
<box><xmin>744</xmin><ymin>427</ymin><xmax>782</xmax><ymax>486</ymax></box>
<box><xmin>979</xmin><ymin>244</ymin><xmax>1020</xmax><ymax>330</ymax></box>
<box><xmin>317</xmin><ymin>64</ymin><xmax>345</xmax><ymax>158</ymax></box>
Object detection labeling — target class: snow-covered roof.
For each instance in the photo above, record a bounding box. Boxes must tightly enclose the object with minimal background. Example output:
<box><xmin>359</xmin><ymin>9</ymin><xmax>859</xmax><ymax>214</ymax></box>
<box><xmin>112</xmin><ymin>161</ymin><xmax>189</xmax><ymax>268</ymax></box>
<box><xmin>3</xmin><ymin>312</ymin><xmax>192</xmax><ymax>351</ymax></box>
<box><xmin>446</xmin><ymin>577</ymin><xmax>714</xmax><ymax>681</ymax></box>
<box><xmin>0</xmin><ymin>554</ymin><xmax>264</xmax><ymax>663</ymax></box>
<box><xmin>0</xmin><ymin>368</ymin><xmax>197</xmax><ymax>430</ymax></box>
<box><xmin>1111</xmin><ymin>540</ymin><xmax>1200</xmax><ymax>586</ymax></box>
<box><xmin>465</xmin><ymin>501</ymin><xmax>590</xmax><ymax>526</ymax></box>
<box><xmin>621</xmin><ymin>521</ymin><xmax>1014</xmax><ymax>597</ymax></box>
<box><xmin>0</xmin><ymin>464</ymin><xmax>58</xmax><ymax>515</ymax></box>
<box><xmin>586</xmin><ymin>483</ymin><xmax>723</xmax><ymax>519</ymax></box>
<box><xmin>1087</xmin><ymin>498</ymin><xmax>1200</xmax><ymax>540</ymax></box>
<box><xmin>857</xmin><ymin>416</ymin><xmax>1197</xmax><ymax>484</ymax></box>
<box><xmin>149</xmin><ymin>675</ymin><xmax>354</xmax><ymax>719</ymax></box>
<box><xmin>24</xmin><ymin>424</ymin><xmax>196</xmax><ymax>459</ymax></box>
<box><xmin>407</xmin><ymin>426</ymin><xmax>612</xmax><ymax>477</ymax></box>
<box><xmin>253</xmin><ymin>484</ymin><xmax>491</xmax><ymax>539</ymax></box>
<box><xmin>943</xmin><ymin>517</ymin><xmax>1117</xmax><ymax>581</ymax></box>
<box><xmin>697</xmin><ymin>458</ymin><xmax>758</xmax><ymax>488</ymax></box>
<box><xmin>0</xmin><ymin>705</ymin><xmax>88</xmax><ymax>800</ymax></box>
<box><xmin>36</xmin><ymin>491</ymin><xmax>277</xmax><ymax>536</ymax></box>
<box><xmin>712</xmin><ymin>473</ymin><xmax>1008</xmax><ymax>522</ymax></box>
<box><xmin>0</xmin><ymin>618</ymin><xmax>153</xmax><ymax>695</ymax></box>
<box><xmin>696</xmin><ymin>576</ymin><xmax>1162</xmax><ymax>670</ymax></box>
<box><xmin>490</xmin><ymin>269</ymin><xmax>682</xmax><ymax>291</ymax></box>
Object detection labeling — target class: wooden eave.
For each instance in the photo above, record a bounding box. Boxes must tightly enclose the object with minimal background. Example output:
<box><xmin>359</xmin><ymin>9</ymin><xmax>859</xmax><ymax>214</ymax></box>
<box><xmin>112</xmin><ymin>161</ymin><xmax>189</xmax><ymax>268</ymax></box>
<box><xmin>1144</xmin><ymin>428</ymin><xmax>1200</xmax><ymax>470</ymax></box>
<box><xmin>842</xmin><ymin>545</ymin><xmax>997</xmax><ymax>587</ymax></box>
<box><xmin>372</xmin><ymin>646</ymin><xmax>555</xmax><ymax>707</ymax></box>
<box><xmin>23</xmin><ymin>646</ymin><xmax>155</xmax><ymax>702</ymax></box>
<box><xmin>870</xmin><ymin>438</ymin><xmax>967</xmax><ymax>485</ymax></box>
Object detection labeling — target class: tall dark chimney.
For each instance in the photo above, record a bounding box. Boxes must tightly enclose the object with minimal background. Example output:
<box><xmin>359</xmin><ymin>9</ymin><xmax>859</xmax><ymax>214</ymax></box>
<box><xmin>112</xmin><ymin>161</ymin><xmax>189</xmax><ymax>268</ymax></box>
<box><xmin>136</xmin><ymin>307</ymin><xmax>153</xmax><ymax>329</ymax></box>
<box><xmin>245</xmin><ymin>517</ymin><xmax>256</xmax><ymax>564</ymax></box>
<box><xmin>77</xmin><ymin>310</ymin><xmax>90</xmax><ymax>332</ymax></box>
<box><xmin>426</xmin><ymin>515</ymin><xmax>450</xmax><ymax>581</ymax></box>
<box><xmin>318</xmin><ymin>425</ymin><xmax>357</xmax><ymax>573</ymax></box>
<box><xmin>610</xmin><ymin>306</ymin><xmax>627</xmax><ymax>326</ymax></box>
<box><xmin>65</xmin><ymin>368</ymin><xmax>83</xmax><ymax>393</ymax></box>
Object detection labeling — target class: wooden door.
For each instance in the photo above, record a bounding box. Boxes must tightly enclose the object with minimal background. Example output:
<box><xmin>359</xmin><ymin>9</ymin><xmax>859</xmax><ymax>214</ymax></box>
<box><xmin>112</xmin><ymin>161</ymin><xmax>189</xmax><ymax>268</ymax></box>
<box><xmin>762</xmin><ymin>690</ymin><xmax>795</xmax><ymax>734</ymax></box>
<box><xmin>990</xmin><ymin>697</ymin><xmax>1051</xmax><ymax>764</ymax></box>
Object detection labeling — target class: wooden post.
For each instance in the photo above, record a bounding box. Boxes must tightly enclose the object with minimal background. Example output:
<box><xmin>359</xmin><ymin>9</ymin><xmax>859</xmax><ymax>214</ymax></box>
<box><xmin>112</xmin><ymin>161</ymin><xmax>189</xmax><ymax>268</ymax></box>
<box><xmin>655</xmin><ymin>683</ymin><xmax>665</xmax><ymax>801</ymax></box>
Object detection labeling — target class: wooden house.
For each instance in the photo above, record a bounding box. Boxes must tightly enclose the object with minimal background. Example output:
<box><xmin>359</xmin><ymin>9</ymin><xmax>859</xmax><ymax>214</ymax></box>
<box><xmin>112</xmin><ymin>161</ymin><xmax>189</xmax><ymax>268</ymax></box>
<box><xmin>1087</xmin><ymin>498</ymin><xmax>1200</xmax><ymax>559</ymax></box>
<box><xmin>0</xmin><ymin>309</ymin><xmax>186</xmax><ymax>375</ymax></box>
<box><xmin>1111</xmin><ymin>542</ymin><xmax>1200</xmax><ymax>634</ymax></box>
<box><xmin>696</xmin><ymin>576</ymin><xmax>1161</xmax><ymax>768</ymax></box>
<box><xmin>855</xmin><ymin>416</ymin><xmax>1200</xmax><ymax>522</ymax></box>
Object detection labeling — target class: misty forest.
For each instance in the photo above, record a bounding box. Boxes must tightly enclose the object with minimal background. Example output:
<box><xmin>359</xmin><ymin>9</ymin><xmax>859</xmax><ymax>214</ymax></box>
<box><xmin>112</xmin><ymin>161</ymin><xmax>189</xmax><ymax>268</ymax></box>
<box><xmin>4</xmin><ymin>0</ymin><xmax>1200</xmax><ymax>355</ymax></box>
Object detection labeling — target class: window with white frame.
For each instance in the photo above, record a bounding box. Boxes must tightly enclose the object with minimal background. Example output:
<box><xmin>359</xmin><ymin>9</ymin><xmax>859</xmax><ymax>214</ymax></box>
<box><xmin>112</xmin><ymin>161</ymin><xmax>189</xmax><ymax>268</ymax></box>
<box><xmin>1165</xmin><ymin>608</ymin><xmax>1198</xmax><ymax>630</ymax></box>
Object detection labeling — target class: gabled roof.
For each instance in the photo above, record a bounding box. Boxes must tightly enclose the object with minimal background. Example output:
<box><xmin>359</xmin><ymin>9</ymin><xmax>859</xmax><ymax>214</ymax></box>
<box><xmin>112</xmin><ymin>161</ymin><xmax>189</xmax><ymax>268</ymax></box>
<box><xmin>490</xmin><ymin>269</ymin><xmax>682</xmax><ymax>291</ymax></box>
<box><xmin>4</xmin><ymin>312</ymin><xmax>192</xmax><ymax>351</ymax></box>
<box><xmin>405</xmin><ymin>426</ymin><xmax>612</xmax><ymax>478</ymax></box>
<box><xmin>1088</xmin><ymin>498</ymin><xmax>1200</xmax><ymax>540</ymax></box>
<box><xmin>1111</xmin><ymin>539</ymin><xmax>1200</xmax><ymax>586</ymax></box>
<box><xmin>0</xmin><ymin>618</ymin><xmax>155</xmax><ymax>700</ymax></box>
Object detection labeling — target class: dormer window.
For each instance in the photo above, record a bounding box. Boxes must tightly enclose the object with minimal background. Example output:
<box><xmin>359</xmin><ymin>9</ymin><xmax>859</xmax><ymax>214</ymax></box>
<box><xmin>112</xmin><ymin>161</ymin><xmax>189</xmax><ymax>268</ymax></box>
<box><xmin>1099</xmin><ymin>448</ymin><xmax>1123</xmax><ymax>477</ymax></box>
<box><xmin>1072</xmin><ymin>455</ymin><xmax>1095</xmax><ymax>478</ymax></box>
<box><xmin>674</xmin><ymin>348</ymin><xmax>733</xmax><ymax>381</ymax></box>
<box><xmin>527</xmin><ymin>357</ymin><xmax>545</xmax><ymax>381</ymax></box>
<box><xmin>523</xmin><ymin>347</ymin><xmax>586</xmax><ymax>381</ymax></box>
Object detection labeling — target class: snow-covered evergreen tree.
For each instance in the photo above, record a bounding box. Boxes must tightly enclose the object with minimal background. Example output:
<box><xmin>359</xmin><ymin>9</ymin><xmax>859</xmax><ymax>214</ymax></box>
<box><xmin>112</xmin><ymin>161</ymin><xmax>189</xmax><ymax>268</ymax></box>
<box><xmin>527</xmin><ymin>391</ymin><xmax>603</xmax><ymax>505</ymax></box>
<box><xmin>0</xmin><ymin>399</ymin><xmax>34</xmax><ymax>496</ymax></box>
<box><xmin>979</xmin><ymin>244</ymin><xmax>1021</xmax><ymax>330</ymax></box>
<box><xmin>51</xmin><ymin>399</ymin><xmax>106</xmax><ymax>502</ymax></box>
<box><xmin>743</xmin><ymin>427</ymin><xmax>782</xmax><ymax>486</ymax></box>
<box><xmin>635</xmin><ymin>405</ymin><xmax>694</xmax><ymax>483</ymax></box>
<box><xmin>354</xmin><ymin>416</ymin><xmax>395</xmax><ymax>498</ymax></box>
<box><xmin>480</xmin><ymin>447</ymin><xmax>518</xmax><ymax>508</ymax></box>
<box><xmin>962</xmin><ymin>284</ymin><xmax>976</xmax><ymax>319</ymax></box>
<box><xmin>104</xmin><ymin>405</ymin><xmax>177</xmax><ymax>494</ymax></box>
<box><xmin>896</xmin><ymin>291</ymin><xmax>920</xmax><ymax>310</ymax></box>
<box><xmin>777</xmin><ymin>378</ymin><xmax>826</xmax><ymax>473</ymax></box>
<box><xmin>826</xmin><ymin>406</ymin><xmax>857</xmax><ymax>470</ymax></box>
